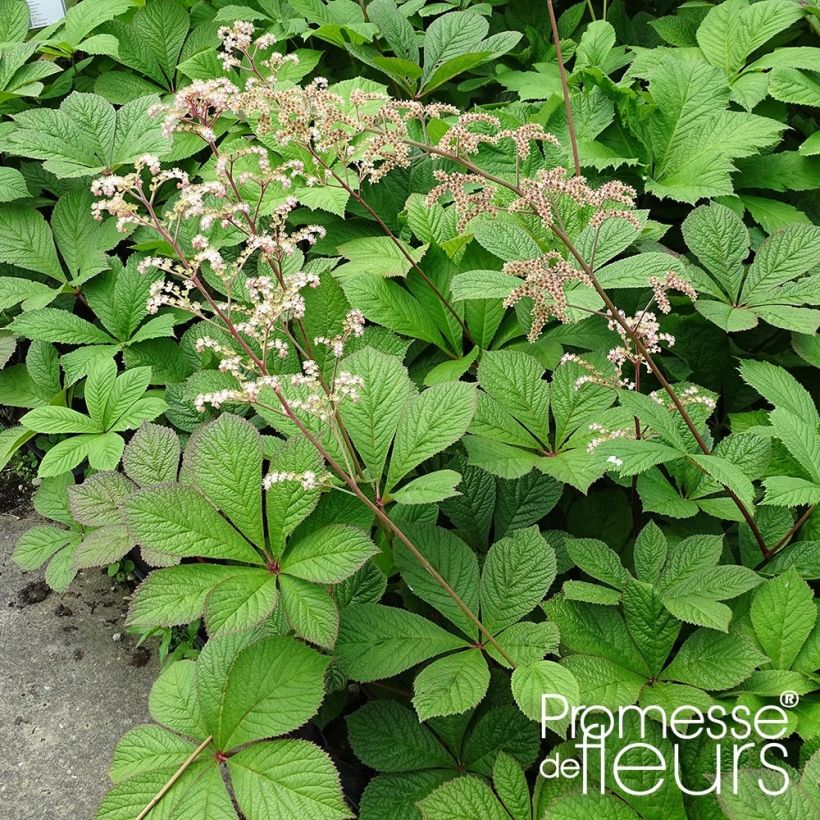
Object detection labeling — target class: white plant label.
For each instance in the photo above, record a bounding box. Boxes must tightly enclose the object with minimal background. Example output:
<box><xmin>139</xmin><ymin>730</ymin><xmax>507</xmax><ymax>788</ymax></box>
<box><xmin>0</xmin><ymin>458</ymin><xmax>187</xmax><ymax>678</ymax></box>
<box><xmin>27</xmin><ymin>0</ymin><xmax>67</xmax><ymax>28</ymax></box>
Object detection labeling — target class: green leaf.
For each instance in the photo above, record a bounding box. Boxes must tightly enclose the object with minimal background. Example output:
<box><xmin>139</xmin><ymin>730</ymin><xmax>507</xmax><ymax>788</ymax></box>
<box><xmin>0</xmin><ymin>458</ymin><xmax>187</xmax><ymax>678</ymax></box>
<box><xmin>511</xmin><ymin>660</ymin><xmax>580</xmax><ymax>723</ymax></box>
<box><xmin>123</xmin><ymin>422</ymin><xmax>180</xmax><ymax>486</ymax></box>
<box><xmin>359</xmin><ymin>771</ymin><xmax>454</xmax><ymax>820</ymax></box>
<box><xmin>392</xmin><ymin>469</ymin><xmax>462</xmax><ymax>505</ymax></box>
<box><xmin>422</xmin><ymin>11</ymin><xmax>488</xmax><ymax>82</ymax></box>
<box><xmin>109</xmin><ymin>725</ymin><xmax>196</xmax><ymax>785</ymax></box>
<box><xmin>213</xmin><ymin>636</ymin><xmax>329</xmax><ymax>748</ymax></box>
<box><xmin>418</xmin><ymin>776</ymin><xmax>508</xmax><ymax>820</ymax></box>
<box><xmin>336</xmin><ymin>603</ymin><xmax>467</xmax><ymax>681</ymax></box>
<box><xmin>205</xmin><ymin>569</ymin><xmax>279</xmax><ymax>636</ymax></box>
<box><xmin>336</xmin><ymin>236</ymin><xmax>427</xmax><ymax>278</ymax></box>
<box><xmin>282</xmin><ymin>524</ymin><xmax>377</xmax><ymax>584</ymax></box>
<box><xmin>0</xmin><ymin>0</ymin><xmax>30</xmax><ymax>43</ymax></box>
<box><xmin>682</xmin><ymin>202</ymin><xmax>748</xmax><ymax>300</ymax></box>
<box><xmin>544</xmin><ymin>596</ymin><xmax>649</xmax><ymax>676</ymax></box>
<box><xmin>563</xmin><ymin>580</ymin><xmax>621</xmax><ymax>605</ymax></box>
<box><xmin>125</xmin><ymin>486</ymin><xmax>262</xmax><ymax>564</ymax></box>
<box><xmin>13</xmin><ymin>524</ymin><xmax>73</xmax><ymax>570</ymax></box>
<box><xmin>763</xmin><ymin>476</ymin><xmax>820</xmax><ymax>507</ymax></box>
<box><xmin>187</xmin><ymin>414</ymin><xmax>264</xmax><ymax>546</ymax></box>
<box><xmin>642</xmin><ymin>55</ymin><xmax>785</xmax><ymax>202</ymax></box>
<box><xmin>9</xmin><ymin>307</ymin><xmax>115</xmax><ymax>344</ymax></box>
<box><xmin>688</xmin><ymin>453</ymin><xmax>756</xmax><ymax>510</ymax></box>
<box><xmin>339</xmin><ymin>275</ymin><xmax>445</xmax><ymax>348</ymax></box>
<box><xmin>697</xmin><ymin>0</ymin><xmax>804</xmax><ymax>76</ymax></box>
<box><xmin>393</xmin><ymin>523</ymin><xmax>480</xmax><ymax>639</ymax></box>
<box><xmin>633</xmin><ymin>521</ymin><xmax>667</xmax><ymax>583</ymax></box>
<box><xmin>450</xmin><ymin>270</ymin><xmax>518</xmax><ymax>301</ymax></box>
<box><xmin>477</xmin><ymin>350</ymin><xmax>549</xmax><ymax>444</ymax></box>
<box><xmin>108</xmin><ymin>0</ymin><xmax>190</xmax><ymax>88</ymax></box>
<box><xmin>413</xmin><ymin>649</ymin><xmax>490</xmax><ymax>720</ymax></box>
<box><xmin>59</xmin><ymin>0</ymin><xmax>136</xmax><ymax>48</ymax></box>
<box><xmin>0</xmin><ymin>204</ymin><xmax>63</xmax><ymax>280</ymax></box>
<box><xmin>264</xmin><ymin>436</ymin><xmax>324</xmax><ymax>555</ymax></box>
<box><xmin>750</xmin><ymin>568</ymin><xmax>816</xmax><ymax>669</ymax></box>
<box><xmin>480</xmin><ymin>527</ymin><xmax>556</xmax><ymax>634</ymax></box>
<box><xmin>148</xmin><ymin>659</ymin><xmax>205</xmax><ymax>738</ymax></box>
<box><xmin>575</xmin><ymin>21</ymin><xmax>616</xmax><ymax>70</ymax></box>
<box><xmin>347</xmin><ymin>700</ymin><xmax>453</xmax><ymax>772</ymax></box>
<box><xmin>386</xmin><ymin>381</ymin><xmax>476</xmax><ymax>490</ymax></box>
<box><xmin>280</xmin><ymin>574</ymin><xmax>339</xmax><ymax>648</ymax></box>
<box><xmin>742</xmin><ymin>223</ymin><xmax>820</xmax><ymax>303</ymax></box>
<box><xmin>662</xmin><ymin>628</ymin><xmax>767</xmax><ymax>690</ymax></box>
<box><xmin>20</xmin><ymin>405</ymin><xmax>100</xmax><ymax>434</ymax></box>
<box><xmin>662</xmin><ymin>565</ymin><xmax>762</xmax><ymax>602</ymax></box>
<box><xmin>657</xmin><ymin>533</ymin><xmax>723</xmax><ymax>590</ymax></box>
<box><xmin>339</xmin><ymin>347</ymin><xmax>414</xmax><ymax>483</ymax></box>
<box><xmin>662</xmin><ymin>594</ymin><xmax>732</xmax><ymax>633</ymax></box>
<box><xmin>623</xmin><ymin>581</ymin><xmax>681</xmax><ymax>674</ymax></box>
<box><xmin>0</xmin><ymin>167</ymin><xmax>28</xmax><ymax>202</ymax></box>
<box><xmin>229</xmin><ymin>740</ymin><xmax>351</xmax><ymax>820</ymax></box>
<box><xmin>96</xmin><ymin>761</ymin><xmax>232</xmax><ymax>820</ymax></box>
<box><xmin>37</xmin><ymin>432</ymin><xmax>123</xmax><ymax>477</ymax></box>
<box><xmin>52</xmin><ymin>189</ymin><xmax>123</xmax><ymax>281</ymax></box>
<box><xmin>68</xmin><ymin>471</ymin><xmax>133</xmax><ymax>526</ymax></box>
<box><xmin>484</xmin><ymin>621</ymin><xmax>559</xmax><ymax>669</ymax></box>
<box><xmin>2</xmin><ymin>92</ymin><xmax>169</xmax><ymax>178</ymax></box>
<box><xmin>562</xmin><ymin>654</ymin><xmax>646</xmax><ymax>708</ymax></box>
<box><xmin>566</xmin><ymin>537</ymin><xmax>630</xmax><ymax>590</ymax></box>
<box><xmin>492</xmin><ymin>753</ymin><xmax>530</xmax><ymax>820</ymax></box>
<box><xmin>739</xmin><ymin>359</ymin><xmax>818</xmax><ymax>422</ymax></box>
<box><xmin>494</xmin><ymin>472</ymin><xmax>562</xmax><ymax>540</ymax></box>
<box><xmin>128</xmin><ymin>565</ymin><xmax>240</xmax><ymax>629</ymax></box>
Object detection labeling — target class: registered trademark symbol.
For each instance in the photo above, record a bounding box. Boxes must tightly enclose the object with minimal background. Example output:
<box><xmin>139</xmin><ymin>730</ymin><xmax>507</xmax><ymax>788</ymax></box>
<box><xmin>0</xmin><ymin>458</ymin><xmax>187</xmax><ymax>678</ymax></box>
<box><xmin>780</xmin><ymin>691</ymin><xmax>799</xmax><ymax>708</ymax></box>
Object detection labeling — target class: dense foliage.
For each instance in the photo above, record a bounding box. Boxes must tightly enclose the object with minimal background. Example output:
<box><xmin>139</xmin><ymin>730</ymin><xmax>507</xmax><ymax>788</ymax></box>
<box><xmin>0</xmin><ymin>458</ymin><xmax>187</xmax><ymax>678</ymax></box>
<box><xmin>1</xmin><ymin>0</ymin><xmax>818</xmax><ymax>818</ymax></box>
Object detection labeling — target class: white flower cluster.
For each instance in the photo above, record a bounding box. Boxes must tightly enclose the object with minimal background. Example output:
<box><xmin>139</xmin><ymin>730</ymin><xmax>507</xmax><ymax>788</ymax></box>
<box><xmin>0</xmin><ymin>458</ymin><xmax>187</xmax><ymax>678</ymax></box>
<box><xmin>263</xmin><ymin>470</ymin><xmax>325</xmax><ymax>491</ymax></box>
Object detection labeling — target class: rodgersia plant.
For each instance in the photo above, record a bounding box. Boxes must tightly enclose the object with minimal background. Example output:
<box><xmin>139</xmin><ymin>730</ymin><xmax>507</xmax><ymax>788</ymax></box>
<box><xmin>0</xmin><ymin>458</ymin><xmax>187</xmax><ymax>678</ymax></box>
<box><xmin>2</xmin><ymin>3</ymin><xmax>817</xmax><ymax>817</ymax></box>
<box><xmin>71</xmin><ymin>21</ymin><xmax>820</xmax><ymax>818</ymax></box>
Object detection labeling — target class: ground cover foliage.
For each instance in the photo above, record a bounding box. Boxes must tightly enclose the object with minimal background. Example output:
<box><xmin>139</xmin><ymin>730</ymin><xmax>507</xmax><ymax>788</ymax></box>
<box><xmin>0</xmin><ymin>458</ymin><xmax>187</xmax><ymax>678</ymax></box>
<box><xmin>1</xmin><ymin>0</ymin><xmax>819</xmax><ymax>817</ymax></box>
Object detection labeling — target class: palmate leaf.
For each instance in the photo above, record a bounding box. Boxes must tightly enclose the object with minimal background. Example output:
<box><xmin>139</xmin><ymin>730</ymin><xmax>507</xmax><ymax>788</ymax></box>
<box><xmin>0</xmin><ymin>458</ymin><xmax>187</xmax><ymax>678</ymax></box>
<box><xmin>639</xmin><ymin>55</ymin><xmax>785</xmax><ymax>202</ymax></box>
<box><xmin>697</xmin><ymin>0</ymin><xmax>804</xmax><ymax>78</ymax></box>
<box><xmin>99</xmin><ymin>635</ymin><xmax>343</xmax><ymax>820</ymax></box>
<box><xmin>687</xmin><ymin>218</ymin><xmax>820</xmax><ymax>333</ymax></box>
<box><xmin>0</xmin><ymin>92</ymin><xmax>170</xmax><ymax>178</ymax></box>
<box><xmin>106</xmin><ymin>0</ymin><xmax>190</xmax><ymax>89</ymax></box>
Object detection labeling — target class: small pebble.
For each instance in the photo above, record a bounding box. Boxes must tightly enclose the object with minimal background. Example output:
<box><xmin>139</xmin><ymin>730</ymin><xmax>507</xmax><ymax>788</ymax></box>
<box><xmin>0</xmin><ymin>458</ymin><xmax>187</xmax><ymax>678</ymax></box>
<box><xmin>112</xmin><ymin>633</ymin><xmax>122</xmax><ymax>642</ymax></box>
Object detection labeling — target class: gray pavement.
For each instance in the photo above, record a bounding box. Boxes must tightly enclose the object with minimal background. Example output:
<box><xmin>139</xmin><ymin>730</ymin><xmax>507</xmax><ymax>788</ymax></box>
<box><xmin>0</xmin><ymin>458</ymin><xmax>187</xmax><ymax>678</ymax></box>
<box><xmin>0</xmin><ymin>512</ymin><xmax>159</xmax><ymax>820</ymax></box>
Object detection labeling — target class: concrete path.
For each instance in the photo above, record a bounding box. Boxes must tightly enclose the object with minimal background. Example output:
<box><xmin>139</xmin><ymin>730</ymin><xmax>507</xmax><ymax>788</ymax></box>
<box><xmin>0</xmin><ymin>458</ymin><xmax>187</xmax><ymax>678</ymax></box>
<box><xmin>1</xmin><ymin>512</ymin><xmax>159</xmax><ymax>820</ymax></box>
